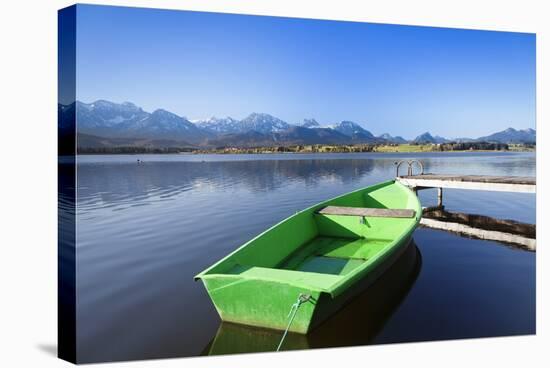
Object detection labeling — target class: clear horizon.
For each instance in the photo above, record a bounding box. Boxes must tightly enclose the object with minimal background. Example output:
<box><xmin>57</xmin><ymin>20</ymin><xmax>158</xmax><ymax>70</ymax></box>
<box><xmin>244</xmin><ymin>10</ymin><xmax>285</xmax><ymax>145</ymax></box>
<box><xmin>74</xmin><ymin>5</ymin><xmax>536</xmax><ymax>139</ymax></box>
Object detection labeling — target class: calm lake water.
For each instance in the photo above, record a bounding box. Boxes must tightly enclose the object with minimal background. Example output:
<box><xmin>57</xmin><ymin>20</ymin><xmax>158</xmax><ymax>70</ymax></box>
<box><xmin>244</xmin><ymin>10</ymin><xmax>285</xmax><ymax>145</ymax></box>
<box><xmin>68</xmin><ymin>152</ymin><xmax>536</xmax><ymax>363</ymax></box>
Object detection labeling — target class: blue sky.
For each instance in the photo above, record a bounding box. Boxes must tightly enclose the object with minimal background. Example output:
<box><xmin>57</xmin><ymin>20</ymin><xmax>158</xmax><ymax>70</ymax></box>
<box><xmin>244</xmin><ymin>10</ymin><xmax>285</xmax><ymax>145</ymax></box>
<box><xmin>75</xmin><ymin>4</ymin><xmax>535</xmax><ymax>139</ymax></box>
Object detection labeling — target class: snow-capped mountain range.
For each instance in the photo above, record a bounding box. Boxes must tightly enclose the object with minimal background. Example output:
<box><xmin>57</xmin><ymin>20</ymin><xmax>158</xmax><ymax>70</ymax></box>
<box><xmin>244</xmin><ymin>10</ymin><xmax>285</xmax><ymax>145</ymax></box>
<box><xmin>60</xmin><ymin>100</ymin><xmax>536</xmax><ymax>148</ymax></box>
<box><xmin>74</xmin><ymin>100</ymin><xmax>209</xmax><ymax>143</ymax></box>
<box><xmin>194</xmin><ymin>116</ymin><xmax>241</xmax><ymax>134</ymax></box>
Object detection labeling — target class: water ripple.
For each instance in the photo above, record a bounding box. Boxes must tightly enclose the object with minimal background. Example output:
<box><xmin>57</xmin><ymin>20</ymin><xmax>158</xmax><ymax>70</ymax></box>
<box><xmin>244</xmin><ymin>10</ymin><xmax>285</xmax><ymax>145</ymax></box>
<box><xmin>74</xmin><ymin>152</ymin><xmax>536</xmax><ymax>362</ymax></box>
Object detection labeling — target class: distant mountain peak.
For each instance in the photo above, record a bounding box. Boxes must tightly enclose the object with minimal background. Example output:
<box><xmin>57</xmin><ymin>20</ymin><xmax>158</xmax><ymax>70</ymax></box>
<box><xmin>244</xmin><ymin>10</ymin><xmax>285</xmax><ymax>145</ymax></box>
<box><xmin>240</xmin><ymin>113</ymin><xmax>290</xmax><ymax>133</ymax></box>
<box><xmin>477</xmin><ymin>127</ymin><xmax>535</xmax><ymax>144</ymax></box>
<box><xmin>152</xmin><ymin>108</ymin><xmax>176</xmax><ymax>116</ymax></box>
<box><xmin>339</xmin><ymin>120</ymin><xmax>361</xmax><ymax>127</ymax></box>
<box><xmin>90</xmin><ymin>99</ymin><xmax>120</xmax><ymax>108</ymax></box>
<box><xmin>246</xmin><ymin>112</ymin><xmax>277</xmax><ymax>120</ymax></box>
<box><xmin>196</xmin><ymin>116</ymin><xmax>237</xmax><ymax>123</ymax></box>
<box><xmin>378</xmin><ymin>133</ymin><xmax>408</xmax><ymax>144</ymax></box>
<box><xmin>330</xmin><ymin>120</ymin><xmax>375</xmax><ymax>141</ymax></box>
<box><xmin>413</xmin><ymin>132</ymin><xmax>448</xmax><ymax>144</ymax></box>
<box><xmin>92</xmin><ymin>99</ymin><xmax>113</xmax><ymax>105</ymax></box>
<box><xmin>72</xmin><ymin>100</ymin><xmax>210</xmax><ymax>143</ymax></box>
<box><xmin>207</xmin><ymin>116</ymin><xmax>235</xmax><ymax>122</ymax></box>
<box><xmin>121</xmin><ymin>101</ymin><xmax>138</xmax><ymax>108</ymax></box>
<box><xmin>302</xmin><ymin>118</ymin><xmax>320</xmax><ymax>128</ymax></box>
<box><xmin>195</xmin><ymin>116</ymin><xmax>242</xmax><ymax>134</ymax></box>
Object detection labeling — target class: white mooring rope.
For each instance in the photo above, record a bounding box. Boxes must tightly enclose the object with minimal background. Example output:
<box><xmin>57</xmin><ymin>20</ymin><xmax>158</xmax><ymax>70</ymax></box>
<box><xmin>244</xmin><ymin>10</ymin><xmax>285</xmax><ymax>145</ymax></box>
<box><xmin>276</xmin><ymin>293</ymin><xmax>311</xmax><ymax>351</ymax></box>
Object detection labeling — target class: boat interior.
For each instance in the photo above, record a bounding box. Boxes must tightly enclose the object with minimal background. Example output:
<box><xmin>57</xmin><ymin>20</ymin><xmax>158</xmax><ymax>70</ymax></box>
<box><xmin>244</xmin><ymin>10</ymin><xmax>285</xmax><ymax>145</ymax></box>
<box><xmin>279</xmin><ymin>236</ymin><xmax>395</xmax><ymax>276</ymax></box>
<box><xmin>199</xmin><ymin>181</ymin><xmax>420</xmax><ymax>292</ymax></box>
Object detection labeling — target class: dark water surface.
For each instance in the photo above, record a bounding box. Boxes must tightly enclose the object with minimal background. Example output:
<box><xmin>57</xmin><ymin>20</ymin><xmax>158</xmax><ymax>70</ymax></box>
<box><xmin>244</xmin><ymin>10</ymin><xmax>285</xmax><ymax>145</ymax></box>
<box><xmin>74</xmin><ymin>152</ymin><xmax>536</xmax><ymax>363</ymax></box>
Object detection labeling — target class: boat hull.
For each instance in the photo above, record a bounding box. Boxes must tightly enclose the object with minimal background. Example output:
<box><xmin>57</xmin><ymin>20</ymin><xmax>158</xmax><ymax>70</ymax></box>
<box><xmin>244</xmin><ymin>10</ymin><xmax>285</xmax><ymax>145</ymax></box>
<box><xmin>203</xmin><ymin>241</ymin><xmax>422</xmax><ymax>355</ymax></box>
<box><xmin>202</xmin><ymin>234</ymin><xmax>413</xmax><ymax>334</ymax></box>
<box><xmin>196</xmin><ymin>180</ymin><xmax>421</xmax><ymax>334</ymax></box>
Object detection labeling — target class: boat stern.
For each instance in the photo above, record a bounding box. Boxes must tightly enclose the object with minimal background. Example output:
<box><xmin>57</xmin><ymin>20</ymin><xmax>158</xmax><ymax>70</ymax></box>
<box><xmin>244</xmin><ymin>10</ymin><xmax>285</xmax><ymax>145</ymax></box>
<box><xmin>199</xmin><ymin>274</ymin><xmax>324</xmax><ymax>334</ymax></box>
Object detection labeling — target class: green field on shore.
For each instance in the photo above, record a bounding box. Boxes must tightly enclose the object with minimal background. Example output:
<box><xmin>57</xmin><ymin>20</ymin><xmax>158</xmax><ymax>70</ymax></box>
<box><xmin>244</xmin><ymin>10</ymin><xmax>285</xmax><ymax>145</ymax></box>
<box><xmin>373</xmin><ymin>144</ymin><xmax>442</xmax><ymax>152</ymax></box>
<box><xmin>191</xmin><ymin>142</ymin><xmax>532</xmax><ymax>154</ymax></box>
<box><xmin>78</xmin><ymin>142</ymin><xmax>534</xmax><ymax>155</ymax></box>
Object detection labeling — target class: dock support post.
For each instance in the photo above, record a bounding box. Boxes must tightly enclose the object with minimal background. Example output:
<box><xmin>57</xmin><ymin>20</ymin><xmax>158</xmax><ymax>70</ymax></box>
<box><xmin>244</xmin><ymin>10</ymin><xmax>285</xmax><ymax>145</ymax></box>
<box><xmin>437</xmin><ymin>187</ymin><xmax>443</xmax><ymax>207</ymax></box>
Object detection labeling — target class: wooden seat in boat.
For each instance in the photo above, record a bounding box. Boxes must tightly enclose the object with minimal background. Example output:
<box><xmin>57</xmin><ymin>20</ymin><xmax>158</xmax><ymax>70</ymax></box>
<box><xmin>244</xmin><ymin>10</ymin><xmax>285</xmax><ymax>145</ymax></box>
<box><xmin>317</xmin><ymin>205</ymin><xmax>415</xmax><ymax>218</ymax></box>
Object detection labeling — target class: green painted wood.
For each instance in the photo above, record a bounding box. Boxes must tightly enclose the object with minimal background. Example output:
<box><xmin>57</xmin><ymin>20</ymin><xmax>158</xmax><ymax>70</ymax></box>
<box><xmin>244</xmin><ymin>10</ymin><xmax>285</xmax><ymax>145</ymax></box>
<box><xmin>195</xmin><ymin>180</ymin><xmax>422</xmax><ymax>333</ymax></box>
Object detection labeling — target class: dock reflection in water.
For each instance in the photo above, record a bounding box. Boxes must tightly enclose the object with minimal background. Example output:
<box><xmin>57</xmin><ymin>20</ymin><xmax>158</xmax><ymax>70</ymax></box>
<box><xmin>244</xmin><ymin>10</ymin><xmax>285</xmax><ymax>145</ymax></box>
<box><xmin>203</xmin><ymin>241</ymin><xmax>422</xmax><ymax>355</ymax></box>
<box><xmin>421</xmin><ymin>209</ymin><xmax>536</xmax><ymax>250</ymax></box>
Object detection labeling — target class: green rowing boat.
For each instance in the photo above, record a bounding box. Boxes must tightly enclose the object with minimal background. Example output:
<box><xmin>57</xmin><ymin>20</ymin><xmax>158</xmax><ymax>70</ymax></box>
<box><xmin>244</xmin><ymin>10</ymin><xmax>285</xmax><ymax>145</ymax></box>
<box><xmin>204</xmin><ymin>242</ymin><xmax>422</xmax><ymax>355</ymax></box>
<box><xmin>195</xmin><ymin>179</ymin><xmax>421</xmax><ymax>334</ymax></box>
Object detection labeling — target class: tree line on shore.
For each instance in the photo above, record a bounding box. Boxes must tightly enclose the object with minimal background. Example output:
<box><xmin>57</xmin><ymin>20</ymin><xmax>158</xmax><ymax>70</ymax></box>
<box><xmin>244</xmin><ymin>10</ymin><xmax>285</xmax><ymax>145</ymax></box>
<box><xmin>77</xmin><ymin>141</ymin><xmax>534</xmax><ymax>154</ymax></box>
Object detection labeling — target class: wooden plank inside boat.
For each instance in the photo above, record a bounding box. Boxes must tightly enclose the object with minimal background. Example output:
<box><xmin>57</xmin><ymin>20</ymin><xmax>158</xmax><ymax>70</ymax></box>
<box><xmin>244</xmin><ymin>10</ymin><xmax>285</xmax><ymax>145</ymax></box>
<box><xmin>317</xmin><ymin>206</ymin><xmax>416</xmax><ymax>218</ymax></box>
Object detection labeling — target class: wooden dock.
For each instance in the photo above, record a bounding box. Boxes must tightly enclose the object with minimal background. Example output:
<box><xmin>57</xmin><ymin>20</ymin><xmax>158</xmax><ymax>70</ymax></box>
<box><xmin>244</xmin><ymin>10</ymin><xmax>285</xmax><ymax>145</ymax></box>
<box><xmin>397</xmin><ymin>174</ymin><xmax>536</xmax><ymax>193</ymax></box>
<box><xmin>394</xmin><ymin>169</ymin><xmax>536</xmax><ymax>250</ymax></box>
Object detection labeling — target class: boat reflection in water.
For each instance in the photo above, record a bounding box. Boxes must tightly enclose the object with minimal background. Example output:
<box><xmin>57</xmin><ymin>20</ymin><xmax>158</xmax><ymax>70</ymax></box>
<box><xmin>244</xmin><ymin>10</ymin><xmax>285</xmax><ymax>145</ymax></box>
<box><xmin>202</xmin><ymin>241</ymin><xmax>422</xmax><ymax>355</ymax></box>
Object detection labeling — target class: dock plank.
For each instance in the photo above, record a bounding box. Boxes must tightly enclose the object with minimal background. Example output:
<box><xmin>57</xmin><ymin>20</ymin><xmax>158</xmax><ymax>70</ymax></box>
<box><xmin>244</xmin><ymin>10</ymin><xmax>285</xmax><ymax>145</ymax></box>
<box><xmin>397</xmin><ymin>174</ymin><xmax>535</xmax><ymax>193</ymax></box>
<box><xmin>317</xmin><ymin>206</ymin><xmax>416</xmax><ymax>218</ymax></box>
<box><xmin>400</xmin><ymin>174</ymin><xmax>535</xmax><ymax>185</ymax></box>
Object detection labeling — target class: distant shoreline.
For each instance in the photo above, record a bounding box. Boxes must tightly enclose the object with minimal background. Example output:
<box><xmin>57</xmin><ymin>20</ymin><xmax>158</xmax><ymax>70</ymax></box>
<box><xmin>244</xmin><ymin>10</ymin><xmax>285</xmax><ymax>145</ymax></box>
<box><xmin>75</xmin><ymin>142</ymin><xmax>535</xmax><ymax>155</ymax></box>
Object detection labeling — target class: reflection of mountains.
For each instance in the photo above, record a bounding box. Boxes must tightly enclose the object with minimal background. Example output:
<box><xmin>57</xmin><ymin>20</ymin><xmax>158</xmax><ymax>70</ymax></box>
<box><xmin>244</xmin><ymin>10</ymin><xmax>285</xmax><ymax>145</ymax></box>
<box><xmin>77</xmin><ymin>159</ymin><xmax>381</xmax><ymax>208</ymax></box>
<box><xmin>202</xmin><ymin>242</ymin><xmax>422</xmax><ymax>356</ymax></box>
